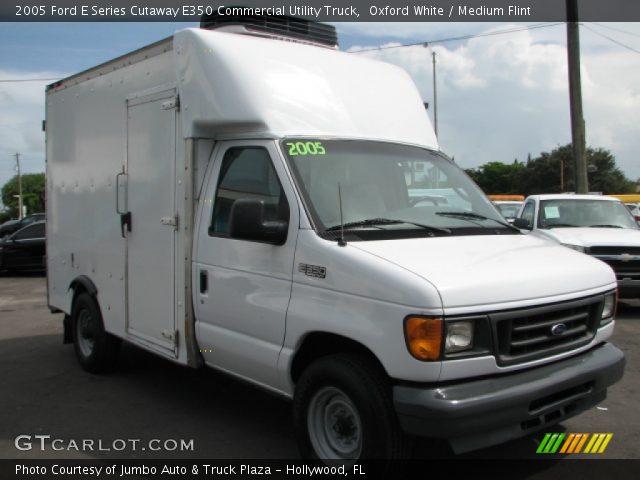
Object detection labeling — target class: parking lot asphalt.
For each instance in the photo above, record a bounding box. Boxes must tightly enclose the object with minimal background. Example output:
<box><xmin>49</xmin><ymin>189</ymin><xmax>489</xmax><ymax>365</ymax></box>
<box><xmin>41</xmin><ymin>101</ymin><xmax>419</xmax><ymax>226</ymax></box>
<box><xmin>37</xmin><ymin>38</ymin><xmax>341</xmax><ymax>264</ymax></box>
<box><xmin>0</xmin><ymin>274</ymin><xmax>638</xmax><ymax>467</ymax></box>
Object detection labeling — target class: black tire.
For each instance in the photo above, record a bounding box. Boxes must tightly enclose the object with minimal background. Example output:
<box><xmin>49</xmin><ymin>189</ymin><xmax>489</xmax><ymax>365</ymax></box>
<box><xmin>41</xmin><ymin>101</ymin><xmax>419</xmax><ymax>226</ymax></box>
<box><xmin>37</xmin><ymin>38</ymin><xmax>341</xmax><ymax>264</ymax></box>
<box><xmin>293</xmin><ymin>353</ymin><xmax>410</xmax><ymax>461</ymax></box>
<box><xmin>71</xmin><ymin>293</ymin><xmax>121</xmax><ymax>373</ymax></box>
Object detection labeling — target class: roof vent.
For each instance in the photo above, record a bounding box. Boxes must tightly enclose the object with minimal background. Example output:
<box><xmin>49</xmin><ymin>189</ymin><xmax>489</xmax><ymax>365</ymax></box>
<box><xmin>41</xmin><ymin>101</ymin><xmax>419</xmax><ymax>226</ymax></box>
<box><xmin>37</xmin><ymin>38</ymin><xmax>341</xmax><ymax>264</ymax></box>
<box><xmin>200</xmin><ymin>11</ymin><xmax>338</xmax><ymax>48</ymax></box>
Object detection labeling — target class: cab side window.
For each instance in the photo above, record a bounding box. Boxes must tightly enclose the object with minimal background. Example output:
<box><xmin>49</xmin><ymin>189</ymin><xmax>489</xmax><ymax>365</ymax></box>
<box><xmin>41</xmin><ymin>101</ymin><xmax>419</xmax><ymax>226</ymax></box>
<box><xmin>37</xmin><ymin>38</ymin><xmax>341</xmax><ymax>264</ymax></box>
<box><xmin>210</xmin><ymin>147</ymin><xmax>289</xmax><ymax>237</ymax></box>
<box><xmin>14</xmin><ymin>223</ymin><xmax>45</xmax><ymax>240</ymax></box>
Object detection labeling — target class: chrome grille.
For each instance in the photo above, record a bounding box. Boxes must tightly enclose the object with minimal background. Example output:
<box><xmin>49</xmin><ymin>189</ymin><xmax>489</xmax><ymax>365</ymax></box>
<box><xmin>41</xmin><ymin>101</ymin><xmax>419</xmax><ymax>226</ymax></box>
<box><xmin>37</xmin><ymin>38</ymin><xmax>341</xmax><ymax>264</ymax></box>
<box><xmin>491</xmin><ymin>295</ymin><xmax>603</xmax><ymax>366</ymax></box>
<box><xmin>590</xmin><ymin>247</ymin><xmax>640</xmax><ymax>281</ymax></box>
<box><xmin>597</xmin><ymin>260</ymin><xmax>640</xmax><ymax>281</ymax></box>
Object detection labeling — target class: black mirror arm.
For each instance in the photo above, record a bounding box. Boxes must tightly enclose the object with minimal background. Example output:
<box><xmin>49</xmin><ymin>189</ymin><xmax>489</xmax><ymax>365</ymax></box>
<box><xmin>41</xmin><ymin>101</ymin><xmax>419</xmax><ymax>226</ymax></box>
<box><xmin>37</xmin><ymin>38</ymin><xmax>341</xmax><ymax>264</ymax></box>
<box><xmin>513</xmin><ymin>218</ymin><xmax>532</xmax><ymax>230</ymax></box>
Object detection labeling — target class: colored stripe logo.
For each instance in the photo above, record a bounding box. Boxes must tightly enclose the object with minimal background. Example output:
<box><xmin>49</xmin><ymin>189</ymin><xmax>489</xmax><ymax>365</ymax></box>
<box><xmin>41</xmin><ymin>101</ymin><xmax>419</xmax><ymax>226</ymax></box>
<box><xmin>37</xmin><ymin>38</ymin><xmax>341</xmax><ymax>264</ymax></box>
<box><xmin>537</xmin><ymin>433</ymin><xmax>613</xmax><ymax>454</ymax></box>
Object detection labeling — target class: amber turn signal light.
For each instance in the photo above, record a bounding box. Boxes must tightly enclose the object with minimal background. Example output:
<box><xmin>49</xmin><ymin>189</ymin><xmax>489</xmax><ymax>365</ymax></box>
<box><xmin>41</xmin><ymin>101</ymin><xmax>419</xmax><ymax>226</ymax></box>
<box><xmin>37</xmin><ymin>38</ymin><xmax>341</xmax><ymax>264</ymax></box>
<box><xmin>404</xmin><ymin>316</ymin><xmax>443</xmax><ymax>361</ymax></box>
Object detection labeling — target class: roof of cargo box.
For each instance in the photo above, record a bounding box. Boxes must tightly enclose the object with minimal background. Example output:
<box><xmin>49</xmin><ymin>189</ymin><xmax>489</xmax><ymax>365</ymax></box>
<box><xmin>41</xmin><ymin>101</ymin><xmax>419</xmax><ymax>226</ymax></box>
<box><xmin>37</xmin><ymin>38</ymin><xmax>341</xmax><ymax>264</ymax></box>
<box><xmin>47</xmin><ymin>28</ymin><xmax>438</xmax><ymax>150</ymax></box>
<box><xmin>174</xmin><ymin>28</ymin><xmax>438</xmax><ymax>148</ymax></box>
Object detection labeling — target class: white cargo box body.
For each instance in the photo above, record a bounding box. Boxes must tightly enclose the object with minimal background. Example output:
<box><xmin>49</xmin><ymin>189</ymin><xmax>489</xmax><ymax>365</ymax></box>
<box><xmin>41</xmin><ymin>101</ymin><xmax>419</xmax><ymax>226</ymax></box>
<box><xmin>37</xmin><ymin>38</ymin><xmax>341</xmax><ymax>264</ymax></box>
<box><xmin>46</xmin><ymin>28</ymin><xmax>437</xmax><ymax>366</ymax></box>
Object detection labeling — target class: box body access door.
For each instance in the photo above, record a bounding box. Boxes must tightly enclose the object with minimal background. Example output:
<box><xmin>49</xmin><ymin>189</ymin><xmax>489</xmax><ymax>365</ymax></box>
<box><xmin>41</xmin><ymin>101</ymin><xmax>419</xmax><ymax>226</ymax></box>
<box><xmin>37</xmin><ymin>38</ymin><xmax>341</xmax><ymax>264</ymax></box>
<box><xmin>125</xmin><ymin>90</ymin><xmax>178</xmax><ymax>354</ymax></box>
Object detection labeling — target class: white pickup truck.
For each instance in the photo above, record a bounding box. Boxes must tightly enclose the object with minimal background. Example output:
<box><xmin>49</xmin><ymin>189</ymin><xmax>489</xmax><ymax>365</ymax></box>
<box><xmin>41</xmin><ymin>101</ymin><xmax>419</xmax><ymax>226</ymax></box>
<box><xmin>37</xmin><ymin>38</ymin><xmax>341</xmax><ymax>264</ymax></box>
<box><xmin>46</xmin><ymin>17</ymin><xmax>624</xmax><ymax>460</ymax></box>
<box><xmin>515</xmin><ymin>194</ymin><xmax>640</xmax><ymax>299</ymax></box>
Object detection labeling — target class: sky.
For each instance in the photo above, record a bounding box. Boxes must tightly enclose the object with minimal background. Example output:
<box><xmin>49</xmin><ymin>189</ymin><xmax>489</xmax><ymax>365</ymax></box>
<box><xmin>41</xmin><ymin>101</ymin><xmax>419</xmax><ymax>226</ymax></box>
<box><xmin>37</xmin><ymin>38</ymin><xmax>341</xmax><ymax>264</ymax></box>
<box><xmin>1</xmin><ymin>20</ymin><xmax>639</xmax><ymax>208</ymax></box>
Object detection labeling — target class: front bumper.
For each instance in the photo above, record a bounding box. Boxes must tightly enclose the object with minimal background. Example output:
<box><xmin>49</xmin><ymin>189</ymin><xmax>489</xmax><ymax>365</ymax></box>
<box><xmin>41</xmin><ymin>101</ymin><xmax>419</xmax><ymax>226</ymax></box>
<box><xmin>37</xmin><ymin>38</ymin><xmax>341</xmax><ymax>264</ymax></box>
<box><xmin>393</xmin><ymin>343</ymin><xmax>625</xmax><ymax>454</ymax></box>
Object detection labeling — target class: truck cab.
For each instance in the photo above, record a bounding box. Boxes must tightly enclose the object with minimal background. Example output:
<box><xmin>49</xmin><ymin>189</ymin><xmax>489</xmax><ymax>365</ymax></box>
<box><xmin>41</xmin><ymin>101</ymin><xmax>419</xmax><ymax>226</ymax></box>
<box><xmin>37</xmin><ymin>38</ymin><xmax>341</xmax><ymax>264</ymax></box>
<box><xmin>515</xmin><ymin>194</ymin><xmax>640</xmax><ymax>299</ymax></box>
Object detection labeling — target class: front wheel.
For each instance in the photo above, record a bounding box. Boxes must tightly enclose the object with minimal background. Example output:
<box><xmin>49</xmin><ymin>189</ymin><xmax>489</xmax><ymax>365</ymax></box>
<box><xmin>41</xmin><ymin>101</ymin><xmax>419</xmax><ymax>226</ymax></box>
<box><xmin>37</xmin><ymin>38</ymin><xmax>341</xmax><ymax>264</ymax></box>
<box><xmin>293</xmin><ymin>354</ymin><xmax>410</xmax><ymax>461</ymax></box>
<box><xmin>72</xmin><ymin>293</ymin><xmax>121</xmax><ymax>373</ymax></box>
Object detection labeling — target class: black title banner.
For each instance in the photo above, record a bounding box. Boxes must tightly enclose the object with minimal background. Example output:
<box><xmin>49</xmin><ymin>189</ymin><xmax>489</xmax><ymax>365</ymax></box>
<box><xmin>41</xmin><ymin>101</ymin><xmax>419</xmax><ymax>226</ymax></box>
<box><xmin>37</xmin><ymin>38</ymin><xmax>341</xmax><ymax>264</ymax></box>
<box><xmin>4</xmin><ymin>0</ymin><xmax>640</xmax><ymax>22</ymax></box>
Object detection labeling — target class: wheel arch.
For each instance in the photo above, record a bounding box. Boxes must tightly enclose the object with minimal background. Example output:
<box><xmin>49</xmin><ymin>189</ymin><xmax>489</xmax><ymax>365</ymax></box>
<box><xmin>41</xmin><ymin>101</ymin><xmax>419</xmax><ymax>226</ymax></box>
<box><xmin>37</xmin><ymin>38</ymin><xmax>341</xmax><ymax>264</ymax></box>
<box><xmin>290</xmin><ymin>332</ymin><xmax>389</xmax><ymax>385</ymax></box>
<box><xmin>68</xmin><ymin>275</ymin><xmax>98</xmax><ymax>300</ymax></box>
<box><xmin>64</xmin><ymin>275</ymin><xmax>99</xmax><ymax>344</ymax></box>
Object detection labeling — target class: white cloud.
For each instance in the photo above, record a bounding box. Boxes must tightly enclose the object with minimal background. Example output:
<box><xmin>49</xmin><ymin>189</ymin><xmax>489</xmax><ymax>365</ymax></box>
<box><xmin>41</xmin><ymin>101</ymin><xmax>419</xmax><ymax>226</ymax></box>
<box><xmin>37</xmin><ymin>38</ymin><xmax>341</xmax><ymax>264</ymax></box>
<box><xmin>344</xmin><ymin>23</ymin><xmax>640</xmax><ymax>183</ymax></box>
<box><xmin>337</xmin><ymin>21</ymin><xmax>511</xmax><ymax>43</ymax></box>
<box><xmin>581</xmin><ymin>48</ymin><xmax>640</xmax><ymax>180</ymax></box>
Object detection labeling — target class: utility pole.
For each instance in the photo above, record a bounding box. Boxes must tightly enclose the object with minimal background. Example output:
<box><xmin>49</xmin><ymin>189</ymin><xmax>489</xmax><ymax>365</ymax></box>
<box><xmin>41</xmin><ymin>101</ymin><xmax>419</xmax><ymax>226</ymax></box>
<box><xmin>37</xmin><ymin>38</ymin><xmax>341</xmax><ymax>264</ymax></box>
<box><xmin>566</xmin><ymin>0</ymin><xmax>588</xmax><ymax>193</ymax></box>
<box><xmin>432</xmin><ymin>50</ymin><xmax>438</xmax><ymax>137</ymax></box>
<box><xmin>14</xmin><ymin>152</ymin><xmax>24</xmax><ymax>219</ymax></box>
<box><xmin>424</xmin><ymin>43</ymin><xmax>439</xmax><ymax>137</ymax></box>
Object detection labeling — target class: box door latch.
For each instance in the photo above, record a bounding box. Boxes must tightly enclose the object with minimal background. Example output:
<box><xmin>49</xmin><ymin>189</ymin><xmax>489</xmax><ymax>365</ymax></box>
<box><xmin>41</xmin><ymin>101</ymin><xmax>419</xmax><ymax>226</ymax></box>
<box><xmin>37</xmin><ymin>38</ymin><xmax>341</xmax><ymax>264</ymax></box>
<box><xmin>161</xmin><ymin>96</ymin><xmax>179</xmax><ymax>111</ymax></box>
<box><xmin>161</xmin><ymin>215</ymin><xmax>179</xmax><ymax>230</ymax></box>
<box><xmin>162</xmin><ymin>330</ymin><xmax>179</xmax><ymax>348</ymax></box>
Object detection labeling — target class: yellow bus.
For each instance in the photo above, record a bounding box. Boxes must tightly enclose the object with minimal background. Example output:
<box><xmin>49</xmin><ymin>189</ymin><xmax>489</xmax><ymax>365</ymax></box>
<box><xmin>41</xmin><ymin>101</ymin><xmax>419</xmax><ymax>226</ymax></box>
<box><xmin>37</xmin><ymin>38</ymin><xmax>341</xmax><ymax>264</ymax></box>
<box><xmin>607</xmin><ymin>194</ymin><xmax>640</xmax><ymax>203</ymax></box>
<box><xmin>487</xmin><ymin>194</ymin><xmax>525</xmax><ymax>201</ymax></box>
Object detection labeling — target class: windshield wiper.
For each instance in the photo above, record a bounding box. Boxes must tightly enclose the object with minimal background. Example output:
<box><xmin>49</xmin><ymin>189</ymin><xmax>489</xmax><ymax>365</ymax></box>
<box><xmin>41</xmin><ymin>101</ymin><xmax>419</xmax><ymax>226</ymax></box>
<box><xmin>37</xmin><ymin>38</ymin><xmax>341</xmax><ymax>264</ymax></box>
<box><xmin>325</xmin><ymin>218</ymin><xmax>451</xmax><ymax>234</ymax></box>
<box><xmin>589</xmin><ymin>224</ymin><xmax>623</xmax><ymax>228</ymax></box>
<box><xmin>545</xmin><ymin>223</ymin><xmax>578</xmax><ymax>228</ymax></box>
<box><xmin>435</xmin><ymin>211</ymin><xmax>519</xmax><ymax>231</ymax></box>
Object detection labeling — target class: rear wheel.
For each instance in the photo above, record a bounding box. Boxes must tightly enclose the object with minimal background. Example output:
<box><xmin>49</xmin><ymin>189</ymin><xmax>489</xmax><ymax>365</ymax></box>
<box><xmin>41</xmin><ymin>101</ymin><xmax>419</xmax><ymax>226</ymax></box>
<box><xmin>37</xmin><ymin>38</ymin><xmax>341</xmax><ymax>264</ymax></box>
<box><xmin>72</xmin><ymin>293</ymin><xmax>121</xmax><ymax>373</ymax></box>
<box><xmin>293</xmin><ymin>353</ymin><xmax>410</xmax><ymax>461</ymax></box>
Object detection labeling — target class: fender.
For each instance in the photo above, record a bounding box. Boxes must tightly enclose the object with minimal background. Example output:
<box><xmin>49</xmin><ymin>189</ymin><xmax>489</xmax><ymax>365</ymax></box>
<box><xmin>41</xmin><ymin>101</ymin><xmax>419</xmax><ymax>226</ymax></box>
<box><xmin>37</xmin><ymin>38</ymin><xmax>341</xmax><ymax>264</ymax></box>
<box><xmin>68</xmin><ymin>275</ymin><xmax>98</xmax><ymax>298</ymax></box>
<box><xmin>63</xmin><ymin>276</ymin><xmax>99</xmax><ymax>344</ymax></box>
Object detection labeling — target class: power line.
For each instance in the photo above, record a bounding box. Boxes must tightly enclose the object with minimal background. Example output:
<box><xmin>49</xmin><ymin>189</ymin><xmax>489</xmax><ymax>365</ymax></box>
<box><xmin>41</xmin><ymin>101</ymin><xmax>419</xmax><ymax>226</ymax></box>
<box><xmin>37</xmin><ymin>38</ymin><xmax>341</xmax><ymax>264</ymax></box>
<box><xmin>349</xmin><ymin>22</ymin><xmax>565</xmax><ymax>53</ymax></box>
<box><xmin>590</xmin><ymin>22</ymin><xmax>640</xmax><ymax>39</ymax></box>
<box><xmin>583</xmin><ymin>24</ymin><xmax>640</xmax><ymax>55</ymax></box>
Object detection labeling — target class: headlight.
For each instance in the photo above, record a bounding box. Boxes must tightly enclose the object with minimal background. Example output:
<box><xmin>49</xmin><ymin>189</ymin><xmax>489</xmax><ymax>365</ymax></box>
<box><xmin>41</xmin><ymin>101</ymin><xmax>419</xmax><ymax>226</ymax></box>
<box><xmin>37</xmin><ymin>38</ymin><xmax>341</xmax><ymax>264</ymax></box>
<box><xmin>601</xmin><ymin>292</ymin><xmax>616</xmax><ymax>323</ymax></box>
<box><xmin>445</xmin><ymin>320</ymin><xmax>474</xmax><ymax>353</ymax></box>
<box><xmin>561</xmin><ymin>243</ymin><xmax>586</xmax><ymax>253</ymax></box>
<box><xmin>404</xmin><ymin>316</ymin><xmax>442</xmax><ymax>361</ymax></box>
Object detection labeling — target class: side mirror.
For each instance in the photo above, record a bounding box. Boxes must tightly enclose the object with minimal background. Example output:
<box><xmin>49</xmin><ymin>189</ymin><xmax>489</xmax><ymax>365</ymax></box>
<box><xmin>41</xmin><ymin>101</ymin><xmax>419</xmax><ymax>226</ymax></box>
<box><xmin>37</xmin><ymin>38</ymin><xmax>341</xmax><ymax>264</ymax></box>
<box><xmin>229</xmin><ymin>198</ymin><xmax>288</xmax><ymax>245</ymax></box>
<box><xmin>513</xmin><ymin>218</ymin><xmax>532</xmax><ymax>230</ymax></box>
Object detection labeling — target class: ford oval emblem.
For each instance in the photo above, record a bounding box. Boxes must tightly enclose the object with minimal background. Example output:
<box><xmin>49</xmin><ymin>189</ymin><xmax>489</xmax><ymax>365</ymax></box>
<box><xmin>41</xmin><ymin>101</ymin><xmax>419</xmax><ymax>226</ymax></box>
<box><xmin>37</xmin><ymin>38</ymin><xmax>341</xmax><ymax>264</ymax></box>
<box><xmin>551</xmin><ymin>323</ymin><xmax>568</xmax><ymax>336</ymax></box>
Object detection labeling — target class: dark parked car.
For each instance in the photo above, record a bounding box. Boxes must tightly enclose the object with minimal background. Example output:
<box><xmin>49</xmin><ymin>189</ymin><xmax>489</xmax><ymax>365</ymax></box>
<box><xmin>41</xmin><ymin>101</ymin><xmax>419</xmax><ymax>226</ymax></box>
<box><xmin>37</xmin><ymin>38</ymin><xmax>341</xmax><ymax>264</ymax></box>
<box><xmin>0</xmin><ymin>221</ymin><xmax>46</xmax><ymax>273</ymax></box>
<box><xmin>0</xmin><ymin>213</ymin><xmax>45</xmax><ymax>238</ymax></box>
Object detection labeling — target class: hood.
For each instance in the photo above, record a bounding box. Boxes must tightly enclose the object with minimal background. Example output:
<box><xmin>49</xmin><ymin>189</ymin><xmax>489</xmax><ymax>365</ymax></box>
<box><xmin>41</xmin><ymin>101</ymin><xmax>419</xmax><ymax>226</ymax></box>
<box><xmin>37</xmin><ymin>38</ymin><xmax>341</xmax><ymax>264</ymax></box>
<box><xmin>534</xmin><ymin>227</ymin><xmax>640</xmax><ymax>248</ymax></box>
<box><xmin>352</xmin><ymin>234</ymin><xmax>615</xmax><ymax>310</ymax></box>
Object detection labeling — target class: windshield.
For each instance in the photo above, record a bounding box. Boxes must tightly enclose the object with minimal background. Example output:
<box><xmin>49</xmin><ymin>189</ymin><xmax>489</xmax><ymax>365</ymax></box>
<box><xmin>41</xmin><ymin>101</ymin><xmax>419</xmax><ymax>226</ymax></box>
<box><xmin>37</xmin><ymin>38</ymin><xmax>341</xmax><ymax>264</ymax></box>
<box><xmin>538</xmin><ymin>199</ymin><xmax>639</xmax><ymax>229</ymax></box>
<box><xmin>495</xmin><ymin>202</ymin><xmax>522</xmax><ymax>219</ymax></box>
<box><xmin>282</xmin><ymin>139</ymin><xmax>513</xmax><ymax>240</ymax></box>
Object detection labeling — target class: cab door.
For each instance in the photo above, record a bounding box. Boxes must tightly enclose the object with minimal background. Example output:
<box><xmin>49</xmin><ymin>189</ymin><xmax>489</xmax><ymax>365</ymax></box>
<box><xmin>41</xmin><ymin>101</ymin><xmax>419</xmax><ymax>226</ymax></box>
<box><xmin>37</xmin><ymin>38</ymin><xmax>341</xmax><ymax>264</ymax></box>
<box><xmin>193</xmin><ymin>140</ymin><xmax>298</xmax><ymax>390</ymax></box>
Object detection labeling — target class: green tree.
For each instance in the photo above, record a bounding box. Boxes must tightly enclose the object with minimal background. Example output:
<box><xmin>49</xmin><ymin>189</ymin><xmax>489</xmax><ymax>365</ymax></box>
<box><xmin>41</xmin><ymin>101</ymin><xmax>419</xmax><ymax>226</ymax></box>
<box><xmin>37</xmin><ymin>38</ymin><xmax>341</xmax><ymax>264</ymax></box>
<box><xmin>522</xmin><ymin>145</ymin><xmax>634</xmax><ymax>194</ymax></box>
<box><xmin>467</xmin><ymin>145</ymin><xmax>634</xmax><ymax>195</ymax></box>
<box><xmin>584</xmin><ymin>147</ymin><xmax>635</xmax><ymax>194</ymax></box>
<box><xmin>517</xmin><ymin>147</ymin><xmax>570</xmax><ymax>194</ymax></box>
<box><xmin>465</xmin><ymin>161</ymin><xmax>525</xmax><ymax>194</ymax></box>
<box><xmin>1</xmin><ymin>173</ymin><xmax>46</xmax><ymax>218</ymax></box>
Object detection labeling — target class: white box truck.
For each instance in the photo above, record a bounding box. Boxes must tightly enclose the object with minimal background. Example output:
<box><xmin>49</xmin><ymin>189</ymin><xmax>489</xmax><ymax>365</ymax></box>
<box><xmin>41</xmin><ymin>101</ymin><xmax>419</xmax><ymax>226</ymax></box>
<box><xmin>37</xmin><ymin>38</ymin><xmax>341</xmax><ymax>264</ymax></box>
<box><xmin>46</xmin><ymin>17</ymin><xmax>624</xmax><ymax>460</ymax></box>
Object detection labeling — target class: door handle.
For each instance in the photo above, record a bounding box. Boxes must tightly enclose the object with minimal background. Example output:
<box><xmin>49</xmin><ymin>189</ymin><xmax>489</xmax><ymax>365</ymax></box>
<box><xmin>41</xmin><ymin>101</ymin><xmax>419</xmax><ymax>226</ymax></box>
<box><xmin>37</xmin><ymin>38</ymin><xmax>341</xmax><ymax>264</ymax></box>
<box><xmin>116</xmin><ymin>171</ymin><xmax>128</xmax><ymax>214</ymax></box>
<box><xmin>200</xmin><ymin>270</ymin><xmax>208</xmax><ymax>294</ymax></box>
<box><xmin>116</xmin><ymin>170</ymin><xmax>130</xmax><ymax>238</ymax></box>
<box><xmin>120</xmin><ymin>212</ymin><xmax>132</xmax><ymax>238</ymax></box>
